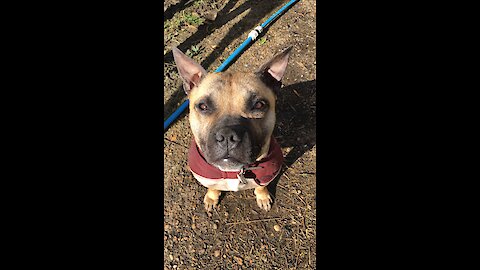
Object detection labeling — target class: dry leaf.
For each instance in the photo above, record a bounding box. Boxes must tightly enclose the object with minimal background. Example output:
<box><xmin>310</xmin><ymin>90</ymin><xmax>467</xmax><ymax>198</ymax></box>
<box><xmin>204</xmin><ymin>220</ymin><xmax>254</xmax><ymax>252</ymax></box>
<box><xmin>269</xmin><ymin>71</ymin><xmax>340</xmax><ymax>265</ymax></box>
<box><xmin>233</xmin><ymin>256</ymin><xmax>243</xmax><ymax>265</ymax></box>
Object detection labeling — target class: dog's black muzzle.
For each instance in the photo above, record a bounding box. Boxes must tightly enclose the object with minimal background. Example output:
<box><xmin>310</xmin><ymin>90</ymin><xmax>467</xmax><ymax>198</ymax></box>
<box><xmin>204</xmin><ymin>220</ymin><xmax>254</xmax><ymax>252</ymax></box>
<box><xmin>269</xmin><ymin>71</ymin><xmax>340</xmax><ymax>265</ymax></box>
<box><xmin>204</xmin><ymin>117</ymin><xmax>258</xmax><ymax>170</ymax></box>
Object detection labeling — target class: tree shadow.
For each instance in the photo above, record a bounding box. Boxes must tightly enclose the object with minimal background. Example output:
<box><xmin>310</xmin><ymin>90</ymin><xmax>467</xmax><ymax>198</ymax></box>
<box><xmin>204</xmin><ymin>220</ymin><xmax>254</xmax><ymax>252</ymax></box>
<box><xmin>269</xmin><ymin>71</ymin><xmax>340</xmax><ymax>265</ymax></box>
<box><xmin>266</xmin><ymin>79</ymin><xmax>317</xmax><ymax>200</ymax></box>
<box><xmin>164</xmin><ymin>0</ymin><xmax>193</xmax><ymax>22</ymax></box>
<box><xmin>164</xmin><ymin>0</ymin><xmax>286</xmax><ymax>122</ymax></box>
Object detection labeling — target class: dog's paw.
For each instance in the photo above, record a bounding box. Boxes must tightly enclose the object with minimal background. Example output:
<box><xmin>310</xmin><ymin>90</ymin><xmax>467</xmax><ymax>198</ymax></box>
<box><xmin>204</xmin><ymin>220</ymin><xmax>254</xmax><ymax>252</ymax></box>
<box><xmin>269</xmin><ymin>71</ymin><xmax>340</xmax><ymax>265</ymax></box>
<box><xmin>255</xmin><ymin>192</ymin><xmax>273</xmax><ymax>211</ymax></box>
<box><xmin>204</xmin><ymin>194</ymin><xmax>219</xmax><ymax>212</ymax></box>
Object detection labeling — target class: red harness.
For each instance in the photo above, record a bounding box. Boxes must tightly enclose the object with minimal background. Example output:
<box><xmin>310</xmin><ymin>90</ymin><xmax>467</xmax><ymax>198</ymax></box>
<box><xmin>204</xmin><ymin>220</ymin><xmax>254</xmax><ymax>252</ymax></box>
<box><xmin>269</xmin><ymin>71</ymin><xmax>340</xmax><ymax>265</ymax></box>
<box><xmin>188</xmin><ymin>137</ymin><xmax>284</xmax><ymax>186</ymax></box>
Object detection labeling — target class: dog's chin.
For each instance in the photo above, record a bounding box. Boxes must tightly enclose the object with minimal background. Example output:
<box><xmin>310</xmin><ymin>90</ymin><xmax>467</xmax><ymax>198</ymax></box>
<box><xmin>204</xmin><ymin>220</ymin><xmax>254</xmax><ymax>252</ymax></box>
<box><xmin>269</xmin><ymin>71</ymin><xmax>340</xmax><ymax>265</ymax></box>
<box><xmin>211</xmin><ymin>157</ymin><xmax>248</xmax><ymax>171</ymax></box>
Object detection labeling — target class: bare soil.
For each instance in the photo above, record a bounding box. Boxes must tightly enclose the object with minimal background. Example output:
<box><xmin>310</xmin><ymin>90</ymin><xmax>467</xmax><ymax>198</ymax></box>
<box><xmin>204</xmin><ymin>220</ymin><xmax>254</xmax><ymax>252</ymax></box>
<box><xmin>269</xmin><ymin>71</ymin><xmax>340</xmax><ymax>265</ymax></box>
<box><xmin>164</xmin><ymin>0</ymin><xmax>316</xmax><ymax>269</ymax></box>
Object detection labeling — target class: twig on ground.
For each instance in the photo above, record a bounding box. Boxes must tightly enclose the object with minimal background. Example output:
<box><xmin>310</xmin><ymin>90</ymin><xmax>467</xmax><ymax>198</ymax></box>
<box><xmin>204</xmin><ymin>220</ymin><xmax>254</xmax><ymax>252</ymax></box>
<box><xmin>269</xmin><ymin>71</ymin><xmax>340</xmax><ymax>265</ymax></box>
<box><xmin>164</xmin><ymin>138</ymin><xmax>189</xmax><ymax>149</ymax></box>
<box><xmin>299</xmin><ymin>171</ymin><xmax>315</xmax><ymax>176</ymax></box>
<box><xmin>225</xmin><ymin>217</ymin><xmax>286</xmax><ymax>226</ymax></box>
<box><xmin>213</xmin><ymin>207</ymin><xmax>222</xmax><ymax>221</ymax></box>
<box><xmin>296</xmin><ymin>193</ymin><xmax>307</xmax><ymax>206</ymax></box>
<box><xmin>308</xmin><ymin>247</ymin><xmax>312</xmax><ymax>266</ymax></box>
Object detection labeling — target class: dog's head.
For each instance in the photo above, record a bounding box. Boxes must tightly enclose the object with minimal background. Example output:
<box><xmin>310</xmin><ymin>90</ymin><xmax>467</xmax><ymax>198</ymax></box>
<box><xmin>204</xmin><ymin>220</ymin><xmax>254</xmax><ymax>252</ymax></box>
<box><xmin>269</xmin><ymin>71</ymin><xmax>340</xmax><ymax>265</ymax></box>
<box><xmin>172</xmin><ymin>46</ymin><xmax>291</xmax><ymax>171</ymax></box>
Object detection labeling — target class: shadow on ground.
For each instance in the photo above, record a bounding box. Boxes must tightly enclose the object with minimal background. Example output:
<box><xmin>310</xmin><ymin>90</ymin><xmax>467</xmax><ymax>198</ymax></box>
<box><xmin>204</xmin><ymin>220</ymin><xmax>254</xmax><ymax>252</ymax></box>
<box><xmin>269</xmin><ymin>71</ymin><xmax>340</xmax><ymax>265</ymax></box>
<box><xmin>164</xmin><ymin>0</ymin><xmax>194</xmax><ymax>21</ymax></box>
<box><xmin>268</xmin><ymin>79</ymin><xmax>317</xmax><ymax>200</ymax></box>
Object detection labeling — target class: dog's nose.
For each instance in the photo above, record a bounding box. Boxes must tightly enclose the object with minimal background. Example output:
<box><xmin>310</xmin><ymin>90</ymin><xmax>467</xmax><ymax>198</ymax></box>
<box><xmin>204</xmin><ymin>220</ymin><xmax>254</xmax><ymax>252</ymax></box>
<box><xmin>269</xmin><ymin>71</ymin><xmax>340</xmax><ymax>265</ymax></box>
<box><xmin>215</xmin><ymin>127</ymin><xmax>244</xmax><ymax>149</ymax></box>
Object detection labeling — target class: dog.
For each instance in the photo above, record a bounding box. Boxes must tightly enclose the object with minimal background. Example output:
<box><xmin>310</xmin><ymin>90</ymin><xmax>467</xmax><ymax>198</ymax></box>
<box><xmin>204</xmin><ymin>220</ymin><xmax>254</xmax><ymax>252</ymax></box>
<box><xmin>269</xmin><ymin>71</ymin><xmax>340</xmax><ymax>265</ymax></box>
<box><xmin>172</xmin><ymin>46</ymin><xmax>292</xmax><ymax>212</ymax></box>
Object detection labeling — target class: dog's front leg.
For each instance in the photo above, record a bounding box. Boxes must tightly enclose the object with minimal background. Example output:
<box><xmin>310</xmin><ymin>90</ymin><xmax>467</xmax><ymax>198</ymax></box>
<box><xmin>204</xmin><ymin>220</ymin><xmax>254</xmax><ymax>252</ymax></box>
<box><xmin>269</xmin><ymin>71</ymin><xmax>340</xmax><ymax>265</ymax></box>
<box><xmin>204</xmin><ymin>188</ymin><xmax>221</xmax><ymax>212</ymax></box>
<box><xmin>254</xmin><ymin>186</ymin><xmax>272</xmax><ymax>211</ymax></box>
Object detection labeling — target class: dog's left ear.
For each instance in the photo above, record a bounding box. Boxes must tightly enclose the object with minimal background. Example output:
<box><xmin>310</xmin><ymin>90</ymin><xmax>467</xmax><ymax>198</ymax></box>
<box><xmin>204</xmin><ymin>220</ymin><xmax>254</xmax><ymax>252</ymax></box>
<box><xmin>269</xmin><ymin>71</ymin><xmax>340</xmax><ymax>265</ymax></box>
<box><xmin>256</xmin><ymin>46</ymin><xmax>292</xmax><ymax>90</ymax></box>
<box><xmin>172</xmin><ymin>47</ymin><xmax>207</xmax><ymax>95</ymax></box>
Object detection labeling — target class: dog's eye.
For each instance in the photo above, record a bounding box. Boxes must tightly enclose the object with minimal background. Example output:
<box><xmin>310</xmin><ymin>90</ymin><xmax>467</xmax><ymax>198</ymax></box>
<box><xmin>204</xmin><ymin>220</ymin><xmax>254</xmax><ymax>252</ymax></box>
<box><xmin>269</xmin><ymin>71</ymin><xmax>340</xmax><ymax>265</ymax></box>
<box><xmin>198</xmin><ymin>103</ymin><xmax>208</xmax><ymax>111</ymax></box>
<box><xmin>253</xmin><ymin>101</ymin><xmax>266</xmax><ymax>110</ymax></box>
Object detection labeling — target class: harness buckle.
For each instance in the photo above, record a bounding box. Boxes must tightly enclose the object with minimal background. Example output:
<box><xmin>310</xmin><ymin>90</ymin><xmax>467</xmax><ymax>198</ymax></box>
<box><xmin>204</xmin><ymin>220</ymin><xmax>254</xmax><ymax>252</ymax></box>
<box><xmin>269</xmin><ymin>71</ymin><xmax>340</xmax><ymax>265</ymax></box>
<box><xmin>237</xmin><ymin>166</ymin><xmax>262</xmax><ymax>185</ymax></box>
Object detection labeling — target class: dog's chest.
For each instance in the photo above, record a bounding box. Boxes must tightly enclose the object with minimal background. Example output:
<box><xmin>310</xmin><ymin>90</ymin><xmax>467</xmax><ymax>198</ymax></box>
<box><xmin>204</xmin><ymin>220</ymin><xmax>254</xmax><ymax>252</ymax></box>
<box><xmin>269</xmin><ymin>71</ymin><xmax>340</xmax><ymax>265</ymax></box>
<box><xmin>191</xmin><ymin>171</ymin><xmax>260</xmax><ymax>191</ymax></box>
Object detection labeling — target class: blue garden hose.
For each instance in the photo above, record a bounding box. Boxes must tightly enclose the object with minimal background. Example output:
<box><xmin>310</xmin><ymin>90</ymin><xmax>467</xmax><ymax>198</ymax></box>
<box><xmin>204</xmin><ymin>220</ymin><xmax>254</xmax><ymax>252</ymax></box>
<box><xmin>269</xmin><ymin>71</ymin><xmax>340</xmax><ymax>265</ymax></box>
<box><xmin>164</xmin><ymin>0</ymin><xmax>299</xmax><ymax>131</ymax></box>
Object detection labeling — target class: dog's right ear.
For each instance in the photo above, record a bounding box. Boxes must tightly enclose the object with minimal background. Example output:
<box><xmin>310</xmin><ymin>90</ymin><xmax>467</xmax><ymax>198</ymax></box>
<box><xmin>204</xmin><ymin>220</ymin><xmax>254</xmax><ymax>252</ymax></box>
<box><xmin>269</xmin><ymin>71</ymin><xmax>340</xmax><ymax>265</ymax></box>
<box><xmin>172</xmin><ymin>47</ymin><xmax>207</xmax><ymax>95</ymax></box>
<box><xmin>255</xmin><ymin>46</ymin><xmax>292</xmax><ymax>93</ymax></box>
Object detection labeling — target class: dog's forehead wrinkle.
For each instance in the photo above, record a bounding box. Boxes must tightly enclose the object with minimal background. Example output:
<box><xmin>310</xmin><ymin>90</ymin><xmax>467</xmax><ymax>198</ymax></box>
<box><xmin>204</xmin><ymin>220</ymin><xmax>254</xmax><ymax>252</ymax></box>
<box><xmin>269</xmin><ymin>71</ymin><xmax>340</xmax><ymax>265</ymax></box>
<box><xmin>235</xmin><ymin>73</ymin><xmax>275</xmax><ymax>98</ymax></box>
<box><xmin>193</xmin><ymin>73</ymin><xmax>225</xmax><ymax>97</ymax></box>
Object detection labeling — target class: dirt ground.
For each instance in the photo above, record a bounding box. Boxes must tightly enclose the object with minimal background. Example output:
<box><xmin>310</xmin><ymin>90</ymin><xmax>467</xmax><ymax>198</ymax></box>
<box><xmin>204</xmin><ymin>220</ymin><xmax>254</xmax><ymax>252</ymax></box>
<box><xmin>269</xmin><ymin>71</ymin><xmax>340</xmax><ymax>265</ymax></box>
<box><xmin>163</xmin><ymin>0</ymin><xmax>316</xmax><ymax>269</ymax></box>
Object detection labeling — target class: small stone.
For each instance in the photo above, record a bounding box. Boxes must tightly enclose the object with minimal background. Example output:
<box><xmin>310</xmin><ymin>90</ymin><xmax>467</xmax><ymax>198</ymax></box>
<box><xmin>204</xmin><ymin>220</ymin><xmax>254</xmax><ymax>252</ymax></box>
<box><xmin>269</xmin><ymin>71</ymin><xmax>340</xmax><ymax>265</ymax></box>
<box><xmin>204</xmin><ymin>11</ymin><xmax>217</xmax><ymax>21</ymax></box>
<box><xmin>169</xmin><ymin>255</ymin><xmax>173</xmax><ymax>261</ymax></box>
<box><xmin>274</xmin><ymin>224</ymin><xmax>282</xmax><ymax>231</ymax></box>
<box><xmin>191</xmin><ymin>223</ymin><xmax>196</xmax><ymax>230</ymax></box>
<box><xmin>213</xmin><ymin>223</ymin><xmax>218</xmax><ymax>229</ymax></box>
<box><xmin>214</xmin><ymin>250</ymin><xmax>221</xmax><ymax>257</ymax></box>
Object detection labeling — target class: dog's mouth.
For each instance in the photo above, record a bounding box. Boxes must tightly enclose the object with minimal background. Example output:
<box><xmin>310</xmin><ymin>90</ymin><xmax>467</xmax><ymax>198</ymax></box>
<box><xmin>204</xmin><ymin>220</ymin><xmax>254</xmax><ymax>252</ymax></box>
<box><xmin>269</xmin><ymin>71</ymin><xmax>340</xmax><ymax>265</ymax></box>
<box><xmin>198</xmin><ymin>142</ymin><xmax>253</xmax><ymax>171</ymax></box>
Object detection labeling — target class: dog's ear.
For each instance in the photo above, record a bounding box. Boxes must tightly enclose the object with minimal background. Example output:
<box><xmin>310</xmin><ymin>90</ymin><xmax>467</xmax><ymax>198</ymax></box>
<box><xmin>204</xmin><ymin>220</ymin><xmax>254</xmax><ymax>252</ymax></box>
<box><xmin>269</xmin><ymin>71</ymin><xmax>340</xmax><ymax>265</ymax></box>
<box><xmin>255</xmin><ymin>46</ymin><xmax>292</xmax><ymax>91</ymax></box>
<box><xmin>172</xmin><ymin>47</ymin><xmax>207</xmax><ymax>95</ymax></box>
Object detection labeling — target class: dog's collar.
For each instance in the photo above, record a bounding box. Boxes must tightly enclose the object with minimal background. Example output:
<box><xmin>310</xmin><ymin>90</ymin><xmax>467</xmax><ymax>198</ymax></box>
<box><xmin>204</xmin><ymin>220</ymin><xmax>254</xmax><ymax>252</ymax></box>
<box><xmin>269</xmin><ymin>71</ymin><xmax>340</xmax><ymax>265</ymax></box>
<box><xmin>188</xmin><ymin>136</ymin><xmax>284</xmax><ymax>185</ymax></box>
